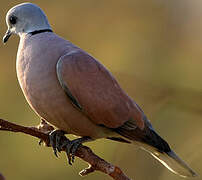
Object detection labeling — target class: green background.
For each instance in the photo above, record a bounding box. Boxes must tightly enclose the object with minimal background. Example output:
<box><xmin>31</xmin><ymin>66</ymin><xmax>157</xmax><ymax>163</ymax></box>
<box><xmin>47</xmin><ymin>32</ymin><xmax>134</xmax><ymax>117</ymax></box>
<box><xmin>0</xmin><ymin>0</ymin><xmax>201</xmax><ymax>179</ymax></box>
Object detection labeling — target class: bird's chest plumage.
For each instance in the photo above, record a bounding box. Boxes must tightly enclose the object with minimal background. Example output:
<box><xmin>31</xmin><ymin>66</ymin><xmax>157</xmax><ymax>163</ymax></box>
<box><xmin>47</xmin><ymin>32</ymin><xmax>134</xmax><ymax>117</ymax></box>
<box><xmin>16</xmin><ymin>40</ymin><xmax>64</xmax><ymax>120</ymax></box>
<box><xmin>15</xmin><ymin>34</ymin><xmax>112</xmax><ymax>138</ymax></box>
<box><xmin>16</xmin><ymin>34</ymin><xmax>86</xmax><ymax>133</ymax></box>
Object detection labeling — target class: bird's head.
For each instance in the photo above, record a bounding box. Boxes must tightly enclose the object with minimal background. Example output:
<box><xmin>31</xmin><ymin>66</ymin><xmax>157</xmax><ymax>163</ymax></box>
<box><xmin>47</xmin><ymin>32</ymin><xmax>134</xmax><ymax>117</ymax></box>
<box><xmin>3</xmin><ymin>3</ymin><xmax>51</xmax><ymax>43</ymax></box>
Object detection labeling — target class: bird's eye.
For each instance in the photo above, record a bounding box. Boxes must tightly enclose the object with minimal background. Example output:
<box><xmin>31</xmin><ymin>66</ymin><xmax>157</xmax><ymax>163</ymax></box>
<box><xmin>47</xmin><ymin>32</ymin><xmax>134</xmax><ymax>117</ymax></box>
<box><xmin>9</xmin><ymin>16</ymin><xmax>17</xmax><ymax>25</ymax></box>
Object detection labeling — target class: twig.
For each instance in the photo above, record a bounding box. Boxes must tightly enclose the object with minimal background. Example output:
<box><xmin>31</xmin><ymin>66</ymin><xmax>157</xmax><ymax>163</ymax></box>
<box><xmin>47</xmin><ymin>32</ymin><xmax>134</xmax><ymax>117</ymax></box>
<box><xmin>0</xmin><ymin>118</ymin><xmax>131</xmax><ymax>180</ymax></box>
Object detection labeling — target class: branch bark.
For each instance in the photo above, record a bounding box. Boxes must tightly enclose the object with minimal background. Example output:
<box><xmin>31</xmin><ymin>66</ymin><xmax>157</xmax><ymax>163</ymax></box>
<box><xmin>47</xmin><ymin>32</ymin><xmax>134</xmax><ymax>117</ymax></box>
<box><xmin>0</xmin><ymin>173</ymin><xmax>5</xmax><ymax>180</ymax></box>
<box><xmin>0</xmin><ymin>119</ymin><xmax>131</xmax><ymax>180</ymax></box>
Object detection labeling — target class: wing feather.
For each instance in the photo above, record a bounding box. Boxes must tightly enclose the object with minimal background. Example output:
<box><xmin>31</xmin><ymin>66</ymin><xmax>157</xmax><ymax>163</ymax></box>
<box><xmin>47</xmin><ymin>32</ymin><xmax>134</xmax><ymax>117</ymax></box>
<box><xmin>56</xmin><ymin>50</ymin><xmax>144</xmax><ymax>129</ymax></box>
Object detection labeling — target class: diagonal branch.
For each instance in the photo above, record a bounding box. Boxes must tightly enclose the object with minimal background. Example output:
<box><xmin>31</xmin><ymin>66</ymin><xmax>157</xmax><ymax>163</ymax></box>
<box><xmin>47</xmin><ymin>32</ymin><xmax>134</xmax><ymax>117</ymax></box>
<box><xmin>0</xmin><ymin>118</ymin><xmax>131</xmax><ymax>180</ymax></box>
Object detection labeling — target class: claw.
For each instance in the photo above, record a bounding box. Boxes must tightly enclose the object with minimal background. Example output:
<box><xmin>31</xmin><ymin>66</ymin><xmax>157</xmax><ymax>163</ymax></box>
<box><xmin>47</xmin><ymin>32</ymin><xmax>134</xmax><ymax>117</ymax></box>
<box><xmin>59</xmin><ymin>140</ymin><xmax>73</xmax><ymax>165</ymax></box>
<box><xmin>66</xmin><ymin>151</ymin><xmax>72</xmax><ymax>165</ymax></box>
<box><xmin>71</xmin><ymin>142</ymin><xmax>81</xmax><ymax>163</ymax></box>
<box><xmin>66</xmin><ymin>142</ymin><xmax>74</xmax><ymax>165</ymax></box>
<box><xmin>64</xmin><ymin>137</ymin><xmax>91</xmax><ymax>165</ymax></box>
<box><xmin>66</xmin><ymin>140</ymin><xmax>81</xmax><ymax>165</ymax></box>
<box><xmin>48</xmin><ymin>131</ymin><xmax>92</xmax><ymax>165</ymax></box>
<box><xmin>49</xmin><ymin>130</ymin><xmax>66</xmax><ymax>158</ymax></box>
<box><xmin>54</xmin><ymin>147</ymin><xmax>58</xmax><ymax>157</ymax></box>
<box><xmin>38</xmin><ymin>139</ymin><xmax>43</xmax><ymax>146</ymax></box>
<box><xmin>56</xmin><ymin>133</ymin><xmax>63</xmax><ymax>152</ymax></box>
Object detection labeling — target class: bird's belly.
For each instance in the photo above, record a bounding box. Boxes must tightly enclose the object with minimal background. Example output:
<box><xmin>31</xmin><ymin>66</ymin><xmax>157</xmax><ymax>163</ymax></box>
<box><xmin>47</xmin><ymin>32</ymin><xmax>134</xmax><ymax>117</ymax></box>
<box><xmin>16</xmin><ymin>58</ymin><xmax>106</xmax><ymax>138</ymax></box>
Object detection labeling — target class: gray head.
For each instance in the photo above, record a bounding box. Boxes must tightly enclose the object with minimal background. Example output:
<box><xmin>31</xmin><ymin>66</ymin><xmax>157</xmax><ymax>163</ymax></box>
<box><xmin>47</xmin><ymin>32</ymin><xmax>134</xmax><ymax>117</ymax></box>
<box><xmin>3</xmin><ymin>3</ymin><xmax>51</xmax><ymax>43</ymax></box>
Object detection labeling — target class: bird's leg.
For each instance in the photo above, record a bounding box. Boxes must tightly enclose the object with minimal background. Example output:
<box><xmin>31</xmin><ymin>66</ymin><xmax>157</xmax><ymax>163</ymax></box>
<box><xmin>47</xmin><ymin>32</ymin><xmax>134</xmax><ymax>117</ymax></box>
<box><xmin>29</xmin><ymin>119</ymin><xmax>54</xmax><ymax>134</ymax></box>
<box><xmin>49</xmin><ymin>130</ymin><xmax>92</xmax><ymax>165</ymax></box>
<box><xmin>37</xmin><ymin>119</ymin><xmax>55</xmax><ymax>134</ymax></box>
<box><xmin>29</xmin><ymin>119</ymin><xmax>55</xmax><ymax>146</ymax></box>
<box><xmin>37</xmin><ymin>119</ymin><xmax>55</xmax><ymax>146</ymax></box>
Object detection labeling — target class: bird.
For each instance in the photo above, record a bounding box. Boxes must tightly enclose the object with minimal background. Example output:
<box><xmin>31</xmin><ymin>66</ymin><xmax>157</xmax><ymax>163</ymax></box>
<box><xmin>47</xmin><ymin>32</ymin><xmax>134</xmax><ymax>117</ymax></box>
<box><xmin>3</xmin><ymin>2</ymin><xmax>197</xmax><ymax>178</ymax></box>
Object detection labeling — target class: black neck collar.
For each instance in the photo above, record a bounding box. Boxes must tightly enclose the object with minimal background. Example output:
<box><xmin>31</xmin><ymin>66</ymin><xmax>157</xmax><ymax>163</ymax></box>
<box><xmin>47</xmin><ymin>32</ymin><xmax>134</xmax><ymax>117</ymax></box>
<box><xmin>29</xmin><ymin>29</ymin><xmax>53</xmax><ymax>35</ymax></box>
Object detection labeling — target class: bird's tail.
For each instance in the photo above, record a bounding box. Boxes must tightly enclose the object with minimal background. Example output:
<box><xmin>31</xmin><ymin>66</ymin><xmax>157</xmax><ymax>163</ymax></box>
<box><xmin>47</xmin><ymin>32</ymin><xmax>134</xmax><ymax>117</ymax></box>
<box><xmin>115</xmin><ymin>121</ymin><xmax>197</xmax><ymax>178</ymax></box>
<box><xmin>142</xmin><ymin>147</ymin><xmax>197</xmax><ymax>178</ymax></box>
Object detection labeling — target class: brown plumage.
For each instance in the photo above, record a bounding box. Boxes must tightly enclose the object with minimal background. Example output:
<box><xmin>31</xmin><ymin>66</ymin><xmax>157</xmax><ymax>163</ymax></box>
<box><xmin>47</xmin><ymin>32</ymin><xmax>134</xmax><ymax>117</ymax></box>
<box><xmin>57</xmin><ymin>50</ymin><xmax>144</xmax><ymax>129</ymax></box>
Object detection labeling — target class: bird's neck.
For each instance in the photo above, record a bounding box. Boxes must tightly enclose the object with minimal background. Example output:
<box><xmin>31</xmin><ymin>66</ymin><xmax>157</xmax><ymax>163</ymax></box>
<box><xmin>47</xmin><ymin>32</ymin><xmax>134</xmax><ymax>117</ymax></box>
<box><xmin>29</xmin><ymin>29</ymin><xmax>53</xmax><ymax>36</ymax></box>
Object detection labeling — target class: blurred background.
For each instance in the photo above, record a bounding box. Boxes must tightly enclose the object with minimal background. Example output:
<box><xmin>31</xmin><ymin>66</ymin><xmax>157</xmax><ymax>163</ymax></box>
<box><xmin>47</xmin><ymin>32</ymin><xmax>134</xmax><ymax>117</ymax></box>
<box><xmin>0</xmin><ymin>0</ymin><xmax>202</xmax><ymax>179</ymax></box>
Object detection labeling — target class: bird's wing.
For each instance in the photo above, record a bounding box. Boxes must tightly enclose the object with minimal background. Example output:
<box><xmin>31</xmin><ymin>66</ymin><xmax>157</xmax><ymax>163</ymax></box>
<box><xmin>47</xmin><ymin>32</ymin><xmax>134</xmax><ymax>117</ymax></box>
<box><xmin>56</xmin><ymin>50</ymin><xmax>144</xmax><ymax>129</ymax></box>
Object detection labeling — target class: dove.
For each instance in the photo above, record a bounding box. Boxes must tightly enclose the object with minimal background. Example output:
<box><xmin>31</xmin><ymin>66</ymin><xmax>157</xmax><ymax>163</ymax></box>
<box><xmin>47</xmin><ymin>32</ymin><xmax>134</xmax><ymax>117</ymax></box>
<box><xmin>3</xmin><ymin>2</ymin><xmax>197</xmax><ymax>178</ymax></box>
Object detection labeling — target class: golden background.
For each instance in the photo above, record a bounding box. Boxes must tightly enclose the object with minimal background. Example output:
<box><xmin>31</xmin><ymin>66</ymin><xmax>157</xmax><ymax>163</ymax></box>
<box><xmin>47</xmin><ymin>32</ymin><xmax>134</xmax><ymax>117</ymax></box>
<box><xmin>0</xmin><ymin>0</ymin><xmax>201</xmax><ymax>179</ymax></box>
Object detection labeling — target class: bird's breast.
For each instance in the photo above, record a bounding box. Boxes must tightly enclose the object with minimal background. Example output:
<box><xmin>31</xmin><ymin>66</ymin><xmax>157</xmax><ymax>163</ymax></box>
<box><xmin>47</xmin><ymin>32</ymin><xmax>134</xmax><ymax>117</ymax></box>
<box><xmin>16</xmin><ymin>43</ymin><xmax>63</xmax><ymax>120</ymax></box>
<box><xmin>15</xmin><ymin>36</ymin><xmax>107</xmax><ymax>137</ymax></box>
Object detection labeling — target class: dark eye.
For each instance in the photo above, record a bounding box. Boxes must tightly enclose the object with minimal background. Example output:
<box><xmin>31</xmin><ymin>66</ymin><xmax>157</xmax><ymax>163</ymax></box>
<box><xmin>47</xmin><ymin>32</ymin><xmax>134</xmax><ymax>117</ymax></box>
<box><xmin>9</xmin><ymin>16</ymin><xmax>17</xmax><ymax>25</ymax></box>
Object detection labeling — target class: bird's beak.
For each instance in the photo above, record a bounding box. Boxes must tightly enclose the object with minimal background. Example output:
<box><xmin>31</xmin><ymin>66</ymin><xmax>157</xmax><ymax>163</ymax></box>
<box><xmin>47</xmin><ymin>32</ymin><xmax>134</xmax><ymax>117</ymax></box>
<box><xmin>3</xmin><ymin>29</ymin><xmax>12</xmax><ymax>44</ymax></box>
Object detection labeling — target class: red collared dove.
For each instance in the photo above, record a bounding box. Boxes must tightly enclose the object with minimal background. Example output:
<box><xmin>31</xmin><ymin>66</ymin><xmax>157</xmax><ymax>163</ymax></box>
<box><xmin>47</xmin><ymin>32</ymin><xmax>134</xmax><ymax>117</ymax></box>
<box><xmin>3</xmin><ymin>2</ymin><xmax>197</xmax><ymax>178</ymax></box>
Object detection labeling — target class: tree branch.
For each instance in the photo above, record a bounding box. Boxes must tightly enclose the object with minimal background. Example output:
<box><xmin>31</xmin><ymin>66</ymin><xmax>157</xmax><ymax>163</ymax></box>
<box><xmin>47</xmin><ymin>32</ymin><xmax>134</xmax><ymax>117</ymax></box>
<box><xmin>0</xmin><ymin>119</ymin><xmax>131</xmax><ymax>180</ymax></box>
<box><xmin>0</xmin><ymin>173</ymin><xmax>5</xmax><ymax>180</ymax></box>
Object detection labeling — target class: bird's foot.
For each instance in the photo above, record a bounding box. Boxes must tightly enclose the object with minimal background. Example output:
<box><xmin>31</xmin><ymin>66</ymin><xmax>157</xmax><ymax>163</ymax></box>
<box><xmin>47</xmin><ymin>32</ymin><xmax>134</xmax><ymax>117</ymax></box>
<box><xmin>49</xmin><ymin>130</ymin><xmax>91</xmax><ymax>165</ymax></box>
<box><xmin>62</xmin><ymin>137</ymin><xmax>89</xmax><ymax>165</ymax></box>
<box><xmin>49</xmin><ymin>130</ymin><xmax>67</xmax><ymax>156</ymax></box>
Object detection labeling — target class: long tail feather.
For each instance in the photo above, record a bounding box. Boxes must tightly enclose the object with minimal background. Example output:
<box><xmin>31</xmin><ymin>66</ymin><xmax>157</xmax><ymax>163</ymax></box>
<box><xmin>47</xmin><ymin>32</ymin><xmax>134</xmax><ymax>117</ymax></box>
<box><xmin>115</xmin><ymin>119</ymin><xmax>197</xmax><ymax>178</ymax></box>
<box><xmin>143</xmin><ymin>147</ymin><xmax>197</xmax><ymax>178</ymax></box>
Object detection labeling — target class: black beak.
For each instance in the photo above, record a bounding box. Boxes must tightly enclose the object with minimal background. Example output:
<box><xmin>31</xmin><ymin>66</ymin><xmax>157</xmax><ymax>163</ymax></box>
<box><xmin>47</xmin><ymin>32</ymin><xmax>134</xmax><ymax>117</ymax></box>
<box><xmin>3</xmin><ymin>30</ymin><xmax>12</xmax><ymax>44</ymax></box>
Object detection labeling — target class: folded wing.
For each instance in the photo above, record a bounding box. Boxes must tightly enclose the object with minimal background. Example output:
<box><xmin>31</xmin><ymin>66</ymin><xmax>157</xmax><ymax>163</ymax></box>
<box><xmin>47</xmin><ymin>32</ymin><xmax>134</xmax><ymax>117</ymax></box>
<box><xmin>56</xmin><ymin>50</ymin><xmax>144</xmax><ymax>129</ymax></box>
